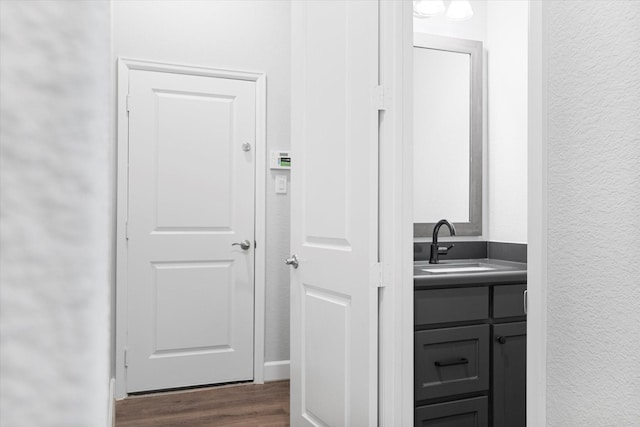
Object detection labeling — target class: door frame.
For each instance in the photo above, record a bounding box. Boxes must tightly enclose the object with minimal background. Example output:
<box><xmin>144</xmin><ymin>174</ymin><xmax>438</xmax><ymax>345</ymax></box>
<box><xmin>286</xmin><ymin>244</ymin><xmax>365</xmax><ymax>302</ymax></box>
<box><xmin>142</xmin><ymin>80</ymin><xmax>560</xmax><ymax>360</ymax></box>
<box><xmin>526</xmin><ymin>2</ymin><xmax>548</xmax><ymax>425</ymax></box>
<box><xmin>390</xmin><ymin>1</ymin><xmax>548</xmax><ymax>424</ymax></box>
<box><xmin>114</xmin><ymin>58</ymin><xmax>267</xmax><ymax>398</ymax></box>
<box><xmin>378</xmin><ymin>1</ymin><xmax>415</xmax><ymax>425</ymax></box>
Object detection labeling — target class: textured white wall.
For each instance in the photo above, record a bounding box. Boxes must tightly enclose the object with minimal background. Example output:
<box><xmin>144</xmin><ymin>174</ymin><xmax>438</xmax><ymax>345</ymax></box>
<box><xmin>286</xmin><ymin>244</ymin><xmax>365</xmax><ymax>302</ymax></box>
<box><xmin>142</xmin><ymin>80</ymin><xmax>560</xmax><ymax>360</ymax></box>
<box><xmin>0</xmin><ymin>1</ymin><xmax>111</xmax><ymax>425</ymax></box>
<box><xmin>546</xmin><ymin>1</ymin><xmax>640</xmax><ymax>424</ymax></box>
<box><xmin>112</xmin><ymin>1</ymin><xmax>291</xmax><ymax>362</ymax></box>
<box><xmin>487</xmin><ymin>0</ymin><xmax>528</xmax><ymax>243</ymax></box>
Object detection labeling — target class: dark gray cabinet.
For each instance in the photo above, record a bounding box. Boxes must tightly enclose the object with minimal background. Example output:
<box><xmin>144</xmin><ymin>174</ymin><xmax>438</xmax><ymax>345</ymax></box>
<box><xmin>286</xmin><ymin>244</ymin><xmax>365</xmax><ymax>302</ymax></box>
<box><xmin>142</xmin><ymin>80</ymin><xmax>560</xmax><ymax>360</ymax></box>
<box><xmin>415</xmin><ymin>325</ymin><xmax>490</xmax><ymax>400</ymax></box>
<box><xmin>415</xmin><ymin>282</ymin><xmax>526</xmax><ymax>427</ymax></box>
<box><xmin>415</xmin><ymin>287</ymin><xmax>489</xmax><ymax>325</ymax></box>
<box><xmin>493</xmin><ymin>285</ymin><xmax>527</xmax><ymax>319</ymax></box>
<box><xmin>415</xmin><ymin>397</ymin><xmax>488</xmax><ymax>427</ymax></box>
<box><xmin>492</xmin><ymin>322</ymin><xmax>526</xmax><ymax>427</ymax></box>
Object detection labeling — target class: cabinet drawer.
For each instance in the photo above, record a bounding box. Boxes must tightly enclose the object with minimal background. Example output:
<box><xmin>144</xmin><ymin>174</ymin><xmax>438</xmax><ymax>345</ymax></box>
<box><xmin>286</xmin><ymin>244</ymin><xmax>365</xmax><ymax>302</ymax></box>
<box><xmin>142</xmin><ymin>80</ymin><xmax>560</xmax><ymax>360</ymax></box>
<box><xmin>415</xmin><ymin>396</ymin><xmax>488</xmax><ymax>427</ymax></box>
<box><xmin>492</xmin><ymin>322</ymin><xmax>527</xmax><ymax>427</ymax></box>
<box><xmin>415</xmin><ymin>325</ymin><xmax>489</xmax><ymax>401</ymax></box>
<box><xmin>493</xmin><ymin>284</ymin><xmax>527</xmax><ymax>318</ymax></box>
<box><xmin>415</xmin><ymin>287</ymin><xmax>489</xmax><ymax>326</ymax></box>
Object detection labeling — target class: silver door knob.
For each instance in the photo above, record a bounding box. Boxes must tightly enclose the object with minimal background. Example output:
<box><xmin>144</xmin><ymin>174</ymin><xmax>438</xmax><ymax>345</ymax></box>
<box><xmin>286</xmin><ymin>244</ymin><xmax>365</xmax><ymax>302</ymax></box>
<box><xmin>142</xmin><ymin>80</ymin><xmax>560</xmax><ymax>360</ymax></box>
<box><xmin>242</xmin><ymin>142</ymin><xmax>252</xmax><ymax>152</ymax></box>
<box><xmin>285</xmin><ymin>254</ymin><xmax>299</xmax><ymax>269</ymax></box>
<box><xmin>232</xmin><ymin>240</ymin><xmax>251</xmax><ymax>250</ymax></box>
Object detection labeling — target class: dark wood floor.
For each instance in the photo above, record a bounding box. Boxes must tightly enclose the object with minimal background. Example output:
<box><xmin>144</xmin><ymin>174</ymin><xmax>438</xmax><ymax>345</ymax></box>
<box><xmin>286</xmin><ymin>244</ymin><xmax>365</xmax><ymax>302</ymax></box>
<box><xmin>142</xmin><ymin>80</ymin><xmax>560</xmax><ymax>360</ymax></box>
<box><xmin>116</xmin><ymin>381</ymin><xmax>290</xmax><ymax>427</ymax></box>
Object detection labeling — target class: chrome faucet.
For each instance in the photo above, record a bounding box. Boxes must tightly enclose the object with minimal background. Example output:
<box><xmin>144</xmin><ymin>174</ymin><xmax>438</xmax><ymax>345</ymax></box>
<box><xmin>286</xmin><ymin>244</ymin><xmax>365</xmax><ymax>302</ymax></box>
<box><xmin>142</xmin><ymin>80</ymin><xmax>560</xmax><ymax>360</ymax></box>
<box><xmin>430</xmin><ymin>219</ymin><xmax>456</xmax><ymax>264</ymax></box>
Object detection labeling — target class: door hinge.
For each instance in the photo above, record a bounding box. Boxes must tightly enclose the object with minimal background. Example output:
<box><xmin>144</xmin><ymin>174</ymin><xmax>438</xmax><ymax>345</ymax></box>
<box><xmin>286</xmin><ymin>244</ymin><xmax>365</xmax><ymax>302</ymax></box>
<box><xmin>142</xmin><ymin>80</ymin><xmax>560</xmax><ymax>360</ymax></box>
<box><xmin>374</xmin><ymin>85</ymin><xmax>387</xmax><ymax>111</ymax></box>
<box><xmin>374</xmin><ymin>262</ymin><xmax>392</xmax><ymax>288</ymax></box>
<box><xmin>124</xmin><ymin>348</ymin><xmax>128</xmax><ymax>368</ymax></box>
<box><xmin>125</xmin><ymin>220</ymin><xmax>129</xmax><ymax>241</ymax></box>
<box><xmin>373</xmin><ymin>262</ymin><xmax>386</xmax><ymax>288</ymax></box>
<box><xmin>126</xmin><ymin>94</ymin><xmax>132</xmax><ymax>112</ymax></box>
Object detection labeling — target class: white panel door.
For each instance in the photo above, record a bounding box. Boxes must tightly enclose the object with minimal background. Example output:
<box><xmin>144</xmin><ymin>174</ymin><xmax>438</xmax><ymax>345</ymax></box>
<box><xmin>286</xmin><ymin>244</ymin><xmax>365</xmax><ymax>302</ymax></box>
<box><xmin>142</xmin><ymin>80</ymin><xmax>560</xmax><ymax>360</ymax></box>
<box><xmin>126</xmin><ymin>69</ymin><xmax>256</xmax><ymax>393</ymax></box>
<box><xmin>290</xmin><ymin>1</ymin><xmax>379</xmax><ymax>426</ymax></box>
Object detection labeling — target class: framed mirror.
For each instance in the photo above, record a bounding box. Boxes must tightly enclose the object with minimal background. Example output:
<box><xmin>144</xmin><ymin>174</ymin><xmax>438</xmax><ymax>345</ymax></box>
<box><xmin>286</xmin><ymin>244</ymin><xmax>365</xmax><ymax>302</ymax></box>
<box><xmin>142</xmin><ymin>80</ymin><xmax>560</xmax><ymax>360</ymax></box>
<box><xmin>413</xmin><ymin>34</ymin><xmax>483</xmax><ymax>237</ymax></box>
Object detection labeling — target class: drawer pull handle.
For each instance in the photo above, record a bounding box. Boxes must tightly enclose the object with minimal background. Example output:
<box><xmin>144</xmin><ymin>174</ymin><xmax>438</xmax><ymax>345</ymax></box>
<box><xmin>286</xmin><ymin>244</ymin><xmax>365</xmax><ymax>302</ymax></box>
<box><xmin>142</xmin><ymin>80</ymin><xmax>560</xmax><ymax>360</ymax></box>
<box><xmin>434</xmin><ymin>357</ymin><xmax>469</xmax><ymax>367</ymax></box>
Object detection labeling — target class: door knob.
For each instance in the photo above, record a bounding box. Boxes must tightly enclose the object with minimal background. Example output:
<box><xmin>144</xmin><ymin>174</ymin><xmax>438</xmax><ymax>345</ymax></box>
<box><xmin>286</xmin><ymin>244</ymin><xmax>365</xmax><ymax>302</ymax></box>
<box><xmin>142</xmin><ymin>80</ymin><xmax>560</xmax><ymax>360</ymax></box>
<box><xmin>285</xmin><ymin>254</ymin><xmax>299</xmax><ymax>269</ymax></box>
<box><xmin>232</xmin><ymin>240</ymin><xmax>251</xmax><ymax>250</ymax></box>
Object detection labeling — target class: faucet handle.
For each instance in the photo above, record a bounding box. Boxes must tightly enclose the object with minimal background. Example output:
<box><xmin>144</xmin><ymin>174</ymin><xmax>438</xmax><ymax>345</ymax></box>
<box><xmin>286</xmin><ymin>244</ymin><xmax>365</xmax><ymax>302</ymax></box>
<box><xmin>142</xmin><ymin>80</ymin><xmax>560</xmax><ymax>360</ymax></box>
<box><xmin>438</xmin><ymin>244</ymin><xmax>455</xmax><ymax>255</ymax></box>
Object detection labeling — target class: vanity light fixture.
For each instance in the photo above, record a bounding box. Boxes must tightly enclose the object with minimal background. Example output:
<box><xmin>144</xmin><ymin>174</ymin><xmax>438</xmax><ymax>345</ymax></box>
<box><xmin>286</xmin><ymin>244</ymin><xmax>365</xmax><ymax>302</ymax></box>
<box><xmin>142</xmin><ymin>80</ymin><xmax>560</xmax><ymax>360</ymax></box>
<box><xmin>413</xmin><ymin>0</ymin><xmax>474</xmax><ymax>22</ymax></box>
<box><xmin>446</xmin><ymin>1</ymin><xmax>474</xmax><ymax>21</ymax></box>
<box><xmin>413</xmin><ymin>0</ymin><xmax>446</xmax><ymax>18</ymax></box>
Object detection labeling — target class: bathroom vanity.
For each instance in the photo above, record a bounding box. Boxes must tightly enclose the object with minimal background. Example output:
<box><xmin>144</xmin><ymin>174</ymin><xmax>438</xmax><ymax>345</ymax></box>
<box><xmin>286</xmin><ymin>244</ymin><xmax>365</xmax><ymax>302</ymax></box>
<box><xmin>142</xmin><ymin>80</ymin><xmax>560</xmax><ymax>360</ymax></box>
<box><xmin>414</xmin><ymin>258</ymin><xmax>527</xmax><ymax>427</ymax></box>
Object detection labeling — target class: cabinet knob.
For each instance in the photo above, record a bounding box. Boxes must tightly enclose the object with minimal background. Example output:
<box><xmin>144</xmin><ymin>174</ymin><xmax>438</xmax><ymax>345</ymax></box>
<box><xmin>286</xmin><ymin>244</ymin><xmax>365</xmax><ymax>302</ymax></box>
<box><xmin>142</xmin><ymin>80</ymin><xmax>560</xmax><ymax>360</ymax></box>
<box><xmin>497</xmin><ymin>336</ymin><xmax>507</xmax><ymax>344</ymax></box>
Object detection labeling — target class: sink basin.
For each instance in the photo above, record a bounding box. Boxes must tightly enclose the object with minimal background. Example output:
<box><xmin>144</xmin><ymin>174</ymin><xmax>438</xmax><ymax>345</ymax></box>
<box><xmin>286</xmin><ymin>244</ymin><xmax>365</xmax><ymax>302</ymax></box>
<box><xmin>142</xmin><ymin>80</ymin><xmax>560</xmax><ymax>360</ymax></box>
<box><xmin>419</xmin><ymin>263</ymin><xmax>498</xmax><ymax>274</ymax></box>
<box><xmin>414</xmin><ymin>258</ymin><xmax>527</xmax><ymax>286</ymax></box>
<box><xmin>421</xmin><ymin>266</ymin><xmax>496</xmax><ymax>273</ymax></box>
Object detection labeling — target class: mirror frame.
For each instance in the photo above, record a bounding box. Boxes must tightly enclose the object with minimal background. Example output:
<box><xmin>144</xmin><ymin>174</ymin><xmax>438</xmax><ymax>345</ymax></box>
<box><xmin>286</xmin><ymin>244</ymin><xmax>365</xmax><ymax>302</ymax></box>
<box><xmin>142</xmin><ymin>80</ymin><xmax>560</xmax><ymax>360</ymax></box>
<box><xmin>413</xmin><ymin>34</ymin><xmax>483</xmax><ymax>237</ymax></box>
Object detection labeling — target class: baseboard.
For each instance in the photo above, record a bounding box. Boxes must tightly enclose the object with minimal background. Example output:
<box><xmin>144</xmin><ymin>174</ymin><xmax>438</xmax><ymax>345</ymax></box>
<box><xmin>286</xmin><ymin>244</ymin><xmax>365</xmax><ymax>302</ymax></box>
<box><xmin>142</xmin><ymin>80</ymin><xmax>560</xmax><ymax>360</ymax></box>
<box><xmin>263</xmin><ymin>360</ymin><xmax>290</xmax><ymax>382</ymax></box>
<box><xmin>107</xmin><ymin>377</ymin><xmax>116</xmax><ymax>427</ymax></box>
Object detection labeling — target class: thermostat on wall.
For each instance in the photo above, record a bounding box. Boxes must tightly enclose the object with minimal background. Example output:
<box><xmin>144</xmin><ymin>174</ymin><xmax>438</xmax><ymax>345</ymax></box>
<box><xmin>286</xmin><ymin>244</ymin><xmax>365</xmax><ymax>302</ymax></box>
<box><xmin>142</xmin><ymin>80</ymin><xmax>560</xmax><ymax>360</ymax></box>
<box><xmin>270</xmin><ymin>150</ymin><xmax>291</xmax><ymax>170</ymax></box>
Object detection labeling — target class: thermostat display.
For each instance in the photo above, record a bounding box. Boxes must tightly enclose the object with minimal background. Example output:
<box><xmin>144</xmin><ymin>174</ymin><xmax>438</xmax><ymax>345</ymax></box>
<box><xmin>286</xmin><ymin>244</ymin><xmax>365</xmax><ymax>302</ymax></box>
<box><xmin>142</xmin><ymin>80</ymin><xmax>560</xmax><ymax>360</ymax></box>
<box><xmin>270</xmin><ymin>150</ymin><xmax>292</xmax><ymax>170</ymax></box>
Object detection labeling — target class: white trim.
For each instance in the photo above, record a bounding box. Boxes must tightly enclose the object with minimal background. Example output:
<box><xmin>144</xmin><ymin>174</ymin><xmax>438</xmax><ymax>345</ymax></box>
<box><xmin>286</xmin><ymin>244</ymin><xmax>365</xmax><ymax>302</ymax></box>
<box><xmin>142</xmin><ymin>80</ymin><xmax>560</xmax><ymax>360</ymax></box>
<box><xmin>263</xmin><ymin>360</ymin><xmax>290</xmax><ymax>382</ymax></box>
<box><xmin>527</xmin><ymin>2</ymin><xmax>548</xmax><ymax>426</ymax></box>
<box><xmin>114</xmin><ymin>58</ymin><xmax>267</xmax><ymax>397</ymax></box>
<box><xmin>378</xmin><ymin>1</ymin><xmax>414</xmax><ymax>426</ymax></box>
<box><xmin>116</xmin><ymin>58</ymin><xmax>266</xmax><ymax>82</ymax></box>
<box><xmin>115</xmin><ymin>58</ymin><xmax>129</xmax><ymax>399</ymax></box>
<box><xmin>400</xmin><ymin>2</ymin><xmax>415</xmax><ymax>425</ymax></box>
<box><xmin>252</xmin><ymin>71</ymin><xmax>267</xmax><ymax>386</ymax></box>
<box><xmin>107</xmin><ymin>377</ymin><xmax>115</xmax><ymax>427</ymax></box>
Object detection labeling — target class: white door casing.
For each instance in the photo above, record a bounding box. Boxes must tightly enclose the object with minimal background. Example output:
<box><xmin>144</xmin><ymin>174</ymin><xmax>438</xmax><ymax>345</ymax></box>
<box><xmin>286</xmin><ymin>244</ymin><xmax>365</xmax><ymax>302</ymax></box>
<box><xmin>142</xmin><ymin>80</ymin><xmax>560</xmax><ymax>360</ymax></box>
<box><xmin>290</xmin><ymin>1</ymin><xmax>380</xmax><ymax>426</ymax></box>
<box><xmin>125</xmin><ymin>68</ymin><xmax>256</xmax><ymax>392</ymax></box>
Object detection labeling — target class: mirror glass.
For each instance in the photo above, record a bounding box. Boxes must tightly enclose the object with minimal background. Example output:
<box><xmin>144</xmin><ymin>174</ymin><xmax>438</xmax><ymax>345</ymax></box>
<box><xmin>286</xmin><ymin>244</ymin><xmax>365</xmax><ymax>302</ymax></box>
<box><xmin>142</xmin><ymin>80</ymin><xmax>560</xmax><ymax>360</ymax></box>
<box><xmin>413</xmin><ymin>34</ymin><xmax>483</xmax><ymax>237</ymax></box>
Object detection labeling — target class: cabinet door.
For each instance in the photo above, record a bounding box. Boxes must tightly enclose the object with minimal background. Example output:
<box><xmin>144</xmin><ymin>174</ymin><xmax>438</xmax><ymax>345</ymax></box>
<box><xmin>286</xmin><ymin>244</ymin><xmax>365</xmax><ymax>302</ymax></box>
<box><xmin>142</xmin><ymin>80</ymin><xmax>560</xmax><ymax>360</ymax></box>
<box><xmin>415</xmin><ymin>397</ymin><xmax>488</xmax><ymax>427</ymax></box>
<box><xmin>415</xmin><ymin>287</ymin><xmax>489</xmax><ymax>326</ymax></box>
<box><xmin>493</xmin><ymin>285</ymin><xmax>527</xmax><ymax>319</ymax></box>
<box><xmin>415</xmin><ymin>325</ymin><xmax>489</xmax><ymax>401</ymax></box>
<box><xmin>492</xmin><ymin>322</ymin><xmax>526</xmax><ymax>427</ymax></box>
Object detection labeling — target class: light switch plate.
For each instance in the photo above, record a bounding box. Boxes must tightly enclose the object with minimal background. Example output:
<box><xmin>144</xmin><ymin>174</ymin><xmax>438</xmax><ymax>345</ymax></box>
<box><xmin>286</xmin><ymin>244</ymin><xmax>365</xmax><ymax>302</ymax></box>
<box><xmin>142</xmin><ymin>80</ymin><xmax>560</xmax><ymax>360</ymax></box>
<box><xmin>275</xmin><ymin>175</ymin><xmax>287</xmax><ymax>194</ymax></box>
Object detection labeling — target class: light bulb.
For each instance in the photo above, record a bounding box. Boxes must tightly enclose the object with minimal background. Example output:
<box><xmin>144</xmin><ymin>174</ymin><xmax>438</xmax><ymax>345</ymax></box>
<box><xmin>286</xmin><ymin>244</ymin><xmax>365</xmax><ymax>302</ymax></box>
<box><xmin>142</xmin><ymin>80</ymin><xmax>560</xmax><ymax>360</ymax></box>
<box><xmin>446</xmin><ymin>0</ymin><xmax>474</xmax><ymax>21</ymax></box>
<box><xmin>413</xmin><ymin>1</ymin><xmax>446</xmax><ymax>18</ymax></box>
